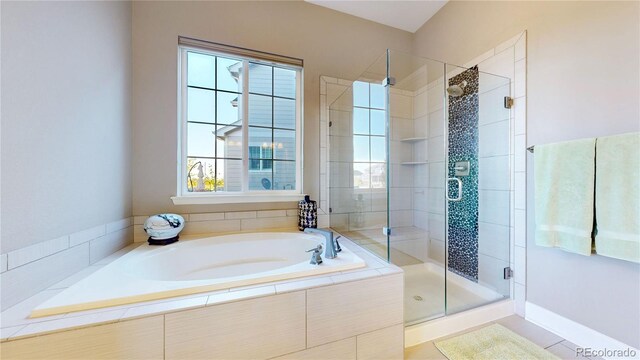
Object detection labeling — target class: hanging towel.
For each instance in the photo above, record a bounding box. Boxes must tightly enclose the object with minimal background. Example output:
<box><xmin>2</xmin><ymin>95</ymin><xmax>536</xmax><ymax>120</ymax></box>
<box><xmin>534</xmin><ymin>138</ymin><xmax>596</xmax><ymax>255</ymax></box>
<box><xmin>595</xmin><ymin>132</ymin><xmax>640</xmax><ymax>263</ymax></box>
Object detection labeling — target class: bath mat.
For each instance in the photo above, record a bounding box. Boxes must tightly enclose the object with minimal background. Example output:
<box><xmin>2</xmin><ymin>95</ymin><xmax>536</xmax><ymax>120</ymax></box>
<box><xmin>434</xmin><ymin>324</ymin><xmax>560</xmax><ymax>360</ymax></box>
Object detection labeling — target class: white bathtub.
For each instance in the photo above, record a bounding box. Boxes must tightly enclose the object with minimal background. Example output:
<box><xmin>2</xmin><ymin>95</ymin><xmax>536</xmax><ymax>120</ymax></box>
<box><xmin>32</xmin><ymin>232</ymin><xmax>365</xmax><ymax>318</ymax></box>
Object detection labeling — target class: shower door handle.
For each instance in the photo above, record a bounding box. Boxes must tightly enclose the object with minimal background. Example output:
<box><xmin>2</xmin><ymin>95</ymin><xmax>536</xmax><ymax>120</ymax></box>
<box><xmin>447</xmin><ymin>177</ymin><xmax>463</xmax><ymax>202</ymax></box>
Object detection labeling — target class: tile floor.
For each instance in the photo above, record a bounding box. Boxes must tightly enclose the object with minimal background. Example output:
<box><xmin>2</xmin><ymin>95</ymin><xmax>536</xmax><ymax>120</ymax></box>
<box><xmin>405</xmin><ymin>315</ymin><xmax>602</xmax><ymax>359</ymax></box>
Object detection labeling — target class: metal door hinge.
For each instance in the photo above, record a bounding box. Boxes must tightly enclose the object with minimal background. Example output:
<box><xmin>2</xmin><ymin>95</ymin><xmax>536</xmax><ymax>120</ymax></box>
<box><xmin>382</xmin><ymin>77</ymin><xmax>396</xmax><ymax>87</ymax></box>
<box><xmin>329</xmin><ymin>121</ymin><xmax>332</xmax><ymax>127</ymax></box>
<box><xmin>503</xmin><ymin>267</ymin><xmax>513</xmax><ymax>280</ymax></box>
<box><xmin>329</xmin><ymin>207</ymin><xmax>333</xmax><ymax>213</ymax></box>
<box><xmin>504</xmin><ymin>96</ymin><xmax>514</xmax><ymax>109</ymax></box>
<box><xmin>382</xmin><ymin>227</ymin><xmax>391</xmax><ymax>236</ymax></box>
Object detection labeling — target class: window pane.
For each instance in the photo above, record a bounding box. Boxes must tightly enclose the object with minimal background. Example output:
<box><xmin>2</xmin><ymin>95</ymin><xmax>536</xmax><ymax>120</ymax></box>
<box><xmin>353</xmin><ymin>163</ymin><xmax>370</xmax><ymax>189</ymax></box>
<box><xmin>273</xmin><ymin>161</ymin><xmax>296</xmax><ymax>190</ymax></box>
<box><xmin>216</xmin><ymin>125</ymin><xmax>242</xmax><ymax>159</ymax></box>
<box><xmin>188</xmin><ymin>88</ymin><xmax>215</xmax><ymax>123</ymax></box>
<box><xmin>186</xmin><ymin>157</ymin><xmax>216</xmax><ymax>192</ymax></box>
<box><xmin>248</xmin><ymin>94</ymin><xmax>272</xmax><ymax>127</ymax></box>
<box><xmin>370</xmin><ymin>109</ymin><xmax>385</xmax><ymax>136</ymax></box>
<box><xmin>187</xmin><ymin>52</ymin><xmax>215</xmax><ymax>89</ymax></box>
<box><xmin>248</xmin><ymin>63</ymin><xmax>272</xmax><ymax>95</ymax></box>
<box><xmin>216</xmin><ymin>158</ymin><xmax>243</xmax><ymax>191</ymax></box>
<box><xmin>274</xmin><ymin>97</ymin><xmax>295</xmax><ymax>130</ymax></box>
<box><xmin>353</xmin><ymin>81</ymin><xmax>369</xmax><ymax>108</ymax></box>
<box><xmin>217</xmin><ymin>57</ymin><xmax>242</xmax><ymax>93</ymax></box>
<box><xmin>249</xmin><ymin>127</ymin><xmax>272</xmax><ymax>153</ymax></box>
<box><xmin>274</xmin><ymin>67</ymin><xmax>296</xmax><ymax>99</ymax></box>
<box><xmin>353</xmin><ymin>135</ymin><xmax>370</xmax><ymax>162</ymax></box>
<box><xmin>370</xmin><ymin>136</ymin><xmax>386</xmax><ymax>162</ymax></box>
<box><xmin>274</xmin><ymin>129</ymin><xmax>295</xmax><ymax>160</ymax></box>
<box><xmin>370</xmin><ymin>84</ymin><xmax>385</xmax><ymax>109</ymax></box>
<box><xmin>370</xmin><ymin>163</ymin><xmax>386</xmax><ymax>189</ymax></box>
<box><xmin>353</xmin><ymin>108</ymin><xmax>369</xmax><ymax>135</ymax></box>
<box><xmin>187</xmin><ymin>123</ymin><xmax>215</xmax><ymax>158</ymax></box>
<box><xmin>249</xmin><ymin>169</ymin><xmax>272</xmax><ymax>190</ymax></box>
<box><xmin>217</xmin><ymin>91</ymin><xmax>241</xmax><ymax>125</ymax></box>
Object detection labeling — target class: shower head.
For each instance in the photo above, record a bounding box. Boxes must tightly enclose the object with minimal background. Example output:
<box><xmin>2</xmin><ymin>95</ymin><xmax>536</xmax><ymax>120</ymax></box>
<box><xmin>446</xmin><ymin>80</ymin><xmax>468</xmax><ymax>97</ymax></box>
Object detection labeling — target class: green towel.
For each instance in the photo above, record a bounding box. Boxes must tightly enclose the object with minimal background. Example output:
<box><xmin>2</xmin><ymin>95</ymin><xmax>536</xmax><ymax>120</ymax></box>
<box><xmin>595</xmin><ymin>132</ymin><xmax>640</xmax><ymax>263</ymax></box>
<box><xmin>534</xmin><ymin>138</ymin><xmax>596</xmax><ymax>255</ymax></box>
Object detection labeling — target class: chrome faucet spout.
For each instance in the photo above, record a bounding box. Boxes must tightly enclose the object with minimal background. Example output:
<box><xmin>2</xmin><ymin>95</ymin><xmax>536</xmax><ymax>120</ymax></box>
<box><xmin>303</xmin><ymin>228</ymin><xmax>338</xmax><ymax>259</ymax></box>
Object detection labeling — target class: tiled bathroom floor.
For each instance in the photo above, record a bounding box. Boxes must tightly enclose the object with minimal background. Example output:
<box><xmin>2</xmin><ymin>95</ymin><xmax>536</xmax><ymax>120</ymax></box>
<box><xmin>404</xmin><ymin>315</ymin><xmax>602</xmax><ymax>360</ymax></box>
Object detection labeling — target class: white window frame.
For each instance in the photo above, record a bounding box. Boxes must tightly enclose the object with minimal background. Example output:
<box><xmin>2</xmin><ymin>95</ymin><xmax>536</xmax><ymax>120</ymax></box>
<box><xmin>171</xmin><ymin>43</ymin><xmax>304</xmax><ymax>205</ymax></box>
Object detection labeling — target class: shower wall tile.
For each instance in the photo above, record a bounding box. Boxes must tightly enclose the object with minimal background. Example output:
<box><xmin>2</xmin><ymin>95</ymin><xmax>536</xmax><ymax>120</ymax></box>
<box><xmin>413</xmin><ymin>210</ymin><xmax>430</xmax><ymax>230</ymax></box>
<box><xmin>428</xmin><ymin>85</ymin><xmax>444</xmax><ymax>112</ymax></box>
<box><xmin>390</xmin><ymin>188</ymin><xmax>413</xmax><ymax>211</ymax></box>
<box><xmin>514</xmin><ymin>245</ymin><xmax>526</xmax><ymax>285</ymax></box>
<box><xmin>478</xmin><ymin>120</ymin><xmax>510</xmax><ymax>157</ymax></box>
<box><xmin>428</xmin><ymin>109</ymin><xmax>445</xmax><ymax>137</ymax></box>
<box><xmin>413</xmin><ymin>91</ymin><xmax>429</xmax><ymax>118</ymax></box>
<box><xmin>478</xmin><ymin>222</ymin><xmax>510</xmax><ymax>262</ymax></box>
<box><xmin>514</xmin><ymin>172</ymin><xmax>526</xmax><ymax>210</ymax></box>
<box><xmin>478</xmin><ymin>47</ymin><xmax>514</xmax><ymax>89</ymax></box>
<box><xmin>515</xmin><ymin>282</ymin><xmax>526</xmax><ymax>316</ymax></box>
<box><xmin>479</xmin><ymin>86</ymin><xmax>510</xmax><ymax>125</ymax></box>
<box><xmin>478</xmin><ymin>156</ymin><xmax>510</xmax><ymax>191</ymax></box>
<box><xmin>390</xmin><ymin>210</ymin><xmax>414</xmax><ymax>228</ymax></box>
<box><xmin>428</xmin><ymin>213</ymin><xmax>445</xmax><ymax>241</ymax></box>
<box><xmin>389</xmin><ymin>92</ymin><xmax>413</xmax><ymax>119</ymax></box>
<box><xmin>391</xmin><ymin>117</ymin><xmax>413</xmax><ymax>140</ymax></box>
<box><xmin>390</xmin><ymin>164</ymin><xmax>414</xmax><ymax>188</ymax></box>
<box><xmin>428</xmin><ymin>239</ymin><xmax>446</xmax><ymax>264</ymax></box>
<box><xmin>182</xmin><ymin>219</ymin><xmax>241</xmax><ymax>234</ymax></box>
<box><xmin>514</xmin><ymin>59</ymin><xmax>526</xmax><ymax>97</ymax></box>
<box><xmin>514</xmin><ymin>97</ymin><xmax>526</xmax><ymax>135</ymax></box>
<box><xmin>428</xmin><ymin>162</ymin><xmax>445</xmax><ymax>188</ymax></box>
<box><xmin>514</xmin><ymin>209</ymin><xmax>526</xmax><ymax>247</ymax></box>
<box><xmin>427</xmin><ymin>136</ymin><xmax>445</xmax><ymax>162</ymax></box>
<box><xmin>478</xmin><ymin>253</ymin><xmax>510</xmax><ymax>296</ymax></box>
<box><xmin>515</xmin><ymin>135</ymin><xmax>526</xmax><ymax>172</ymax></box>
<box><xmin>478</xmin><ymin>190</ymin><xmax>511</xmax><ymax>226</ymax></box>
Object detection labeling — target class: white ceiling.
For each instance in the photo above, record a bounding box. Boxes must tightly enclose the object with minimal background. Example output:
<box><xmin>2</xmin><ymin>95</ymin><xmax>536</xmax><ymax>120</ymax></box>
<box><xmin>306</xmin><ymin>0</ymin><xmax>448</xmax><ymax>33</ymax></box>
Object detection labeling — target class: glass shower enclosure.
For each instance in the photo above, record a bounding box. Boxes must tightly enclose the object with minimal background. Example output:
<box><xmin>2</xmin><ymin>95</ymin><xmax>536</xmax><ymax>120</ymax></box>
<box><xmin>328</xmin><ymin>50</ymin><xmax>512</xmax><ymax>326</ymax></box>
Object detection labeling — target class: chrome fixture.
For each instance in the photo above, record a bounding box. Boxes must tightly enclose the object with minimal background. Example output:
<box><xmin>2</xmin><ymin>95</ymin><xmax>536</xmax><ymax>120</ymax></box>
<box><xmin>454</xmin><ymin>161</ymin><xmax>470</xmax><ymax>176</ymax></box>
<box><xmin>447</xmin><ymin>177</ymin><xmax>463</xmax><ymax>202</ymax></box>
<box><xmin>446</xmin><ymin>80</ymin><xmax>467</xmax><ymax>97</ymax></box>
<box><xmin>304</xmin><ymin>228</ymin><xmax>338</xmax><ymax>259</ymax></box>
<box><xmin>306</xmin><ymin>244</ymin><xmax>323</xmax><ymax>265</ymax></box>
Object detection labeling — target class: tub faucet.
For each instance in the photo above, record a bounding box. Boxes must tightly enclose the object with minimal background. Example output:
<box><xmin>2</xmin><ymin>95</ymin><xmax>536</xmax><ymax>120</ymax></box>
<box><xmin>303</xmin><ymin>228</ymin><xmax>338</xmax><ymax>259</ymax></box>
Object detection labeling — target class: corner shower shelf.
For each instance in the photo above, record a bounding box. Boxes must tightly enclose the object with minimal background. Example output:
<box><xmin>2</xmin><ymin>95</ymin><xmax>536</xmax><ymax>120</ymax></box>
<box><xmin>400</xmin><ymin>161</ymin><xmax>429</xmax><ymax>165</ymax></box>
<box><xmin>400</xmin><ymin>137</ymin><xmax>428</xmax><ymax>143</ymax></box>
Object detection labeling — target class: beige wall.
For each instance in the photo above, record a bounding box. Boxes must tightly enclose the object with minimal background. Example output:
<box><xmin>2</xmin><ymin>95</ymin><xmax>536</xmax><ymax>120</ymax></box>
<box><xmin>1</xmin><ymin>1</ymin><xmax>133</xmax><ymax>252</ymax></box>
<box><xmin>131</xmin><ymin>0</ymin><xmax>413</xmax><ymax>215</ymax></box>
<box><xmin>413</xmin><ymin>1</ymin><xmax>640</xmax><ymax>347</ymax></box>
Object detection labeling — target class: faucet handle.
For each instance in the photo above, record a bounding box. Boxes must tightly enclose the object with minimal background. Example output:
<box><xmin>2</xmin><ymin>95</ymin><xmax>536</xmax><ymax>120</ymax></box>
<box><xmin>306</xmin><ymin>244</ymin><xmax>323</xmax><ymax>253</ymax></box>
<box><xmin>334</xmin><ymin>236</ymin><xmax>342</xmax><ymax>253</ymax></box>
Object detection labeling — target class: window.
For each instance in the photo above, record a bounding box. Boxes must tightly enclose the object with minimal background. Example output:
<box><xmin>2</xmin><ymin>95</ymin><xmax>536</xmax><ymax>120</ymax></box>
<box><xmin>175</xmin><ymin>38</ymin><xmax>303</xmax><ymax>203</ymax></box>
<box><xmin>352</xmin><ymin>81</ymin><xmax>386</xmax><ymax>189</ymax></box>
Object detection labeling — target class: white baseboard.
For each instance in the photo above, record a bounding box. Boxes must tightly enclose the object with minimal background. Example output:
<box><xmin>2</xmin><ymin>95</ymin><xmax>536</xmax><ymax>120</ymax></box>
<box><xmin>525</xmin><ymin>302</ymin><xmax>639</xmax><ymax>360</ymax></box>
<box><xmin>405</xmin><ymin>299</ymin><xmax>514</xmax><ymax>347</ymax></box>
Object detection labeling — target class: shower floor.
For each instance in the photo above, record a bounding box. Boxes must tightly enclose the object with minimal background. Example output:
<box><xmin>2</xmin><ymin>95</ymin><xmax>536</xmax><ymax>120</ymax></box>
<box><xmin>403</xmin><ymin>262</ymin><xmax>504</xmax><ymax>326</ymax></box>
<box><xmin>335</xmin><ymin>226</ymin><xmax>505</xmax><ymax>326</ymax></box>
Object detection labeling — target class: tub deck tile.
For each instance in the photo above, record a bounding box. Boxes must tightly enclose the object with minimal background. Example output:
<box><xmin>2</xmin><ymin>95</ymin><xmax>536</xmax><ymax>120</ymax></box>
<box><xmin>11</xmin><ymin>308</ymin><xmax>126</xmax><ymax>340</ymax></box>
<box><xmin>206</xmin><ymin>285</ymin><xmax>275</xmax><ymax>306</ymax></box>
<box><xmin>121</xmin><ymin>296</ymin><xmax>207</xmax><ymax>321</ymax></box>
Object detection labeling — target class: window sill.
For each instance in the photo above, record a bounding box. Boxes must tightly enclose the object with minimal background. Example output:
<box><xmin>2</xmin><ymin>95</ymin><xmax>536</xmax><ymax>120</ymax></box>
<box><xmin>170</xmin><ymin>194</ymin><xmax>305</xmax><ymax>205</ymax></box>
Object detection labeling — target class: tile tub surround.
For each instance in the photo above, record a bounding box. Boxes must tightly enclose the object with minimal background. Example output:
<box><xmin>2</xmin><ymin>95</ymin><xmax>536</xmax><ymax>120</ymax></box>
<box><xmin>0</xmin><ymin>218</ymin><xmax>134</xmax><ymax>311</ymax></box>
<box><xmin>0</xmin><ymin>233</ymin><xmax>404</xmax><ymax>360</ymax></box>
<box><xmin>133</xmin><ymin>208</ymin><xmax>330</xmax><ymax>242</ymax></box>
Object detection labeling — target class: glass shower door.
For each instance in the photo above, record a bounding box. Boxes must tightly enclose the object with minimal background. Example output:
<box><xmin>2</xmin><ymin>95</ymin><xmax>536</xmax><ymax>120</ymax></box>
<box><xmin>444</xmin><ymin>64</ymin><xmax>512</xmax><ymax>314</ymax></box>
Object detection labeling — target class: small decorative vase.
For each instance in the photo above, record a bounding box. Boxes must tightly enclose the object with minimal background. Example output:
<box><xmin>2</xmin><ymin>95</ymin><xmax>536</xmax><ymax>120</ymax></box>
<box><xmin>144</xmin><ymin>214</ymin><xmax>185</xmax><ymax>245</ymax></box>
<box><xmin>298</xmin><ymin>195</ymin><xmax>317</xmax><ymax>231</ymax></box>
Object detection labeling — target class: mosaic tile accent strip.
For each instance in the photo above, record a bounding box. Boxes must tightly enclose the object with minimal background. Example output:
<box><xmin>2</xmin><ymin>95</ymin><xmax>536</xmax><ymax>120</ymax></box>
<box><xmin>447</xmin><ymin>66</ymin><xmax>480</xmax><ymax>281</ymax></box>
